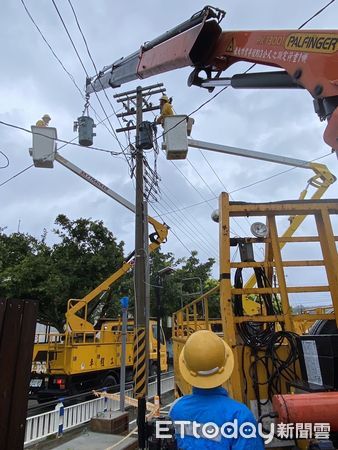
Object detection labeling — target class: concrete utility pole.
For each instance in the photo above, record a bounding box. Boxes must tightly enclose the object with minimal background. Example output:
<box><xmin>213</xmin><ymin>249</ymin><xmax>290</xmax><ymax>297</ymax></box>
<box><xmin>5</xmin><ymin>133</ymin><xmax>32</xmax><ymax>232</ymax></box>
<box><xmin>115</xmin><ymin>83</ymin><xmax>165</xmax><ymax>449</ymax></box>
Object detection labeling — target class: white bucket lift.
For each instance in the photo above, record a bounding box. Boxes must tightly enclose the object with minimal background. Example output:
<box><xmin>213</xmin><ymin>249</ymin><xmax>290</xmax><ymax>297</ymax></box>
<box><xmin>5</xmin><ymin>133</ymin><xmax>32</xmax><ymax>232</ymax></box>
<box><xmin>29</xmin><ymin>126</ymin><xmax>57</xmax><ymax>168</ymax></box>
<box><xmin>162</xmin><ymin>115</ymin><xmax>193</xmax><ymax>160</ymax></box>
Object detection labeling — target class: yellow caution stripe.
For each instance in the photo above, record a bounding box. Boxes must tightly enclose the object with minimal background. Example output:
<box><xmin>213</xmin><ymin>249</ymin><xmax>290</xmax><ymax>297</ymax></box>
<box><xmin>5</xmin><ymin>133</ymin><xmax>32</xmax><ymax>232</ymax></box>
<box><xmin>133</xmin><ymin>327</ymin><xmax>147</xmax><ymax>398</ymax></box>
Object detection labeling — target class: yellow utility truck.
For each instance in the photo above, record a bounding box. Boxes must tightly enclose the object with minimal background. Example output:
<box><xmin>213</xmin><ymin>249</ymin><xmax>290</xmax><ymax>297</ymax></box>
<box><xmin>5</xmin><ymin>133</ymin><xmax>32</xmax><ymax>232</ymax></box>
<box><xmin>30</xmin><ymin>316</ymin><xmax>167</xmax><ymax>402</ymax></box>
<box><xmin>29</xmin><ymin>212</ymin><xmax>168</xmax><ymax>401</ymax></box>
<box><xmin>28</xmin><ymin>142</ymin><xmax>169</xmax><ymax>402</ymax></box>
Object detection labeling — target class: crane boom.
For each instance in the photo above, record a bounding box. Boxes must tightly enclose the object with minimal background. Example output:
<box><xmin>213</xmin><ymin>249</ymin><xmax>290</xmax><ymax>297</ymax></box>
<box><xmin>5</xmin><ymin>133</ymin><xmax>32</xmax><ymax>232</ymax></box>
<box><xmin>86</xmin><ymin>6</ymin><xmax>338</xmax><ymax>151</ymax></box>
<box><xmin>53</xmin><ymin>153</ymin><xmax>168</xmax><ymax>331</ymax></box>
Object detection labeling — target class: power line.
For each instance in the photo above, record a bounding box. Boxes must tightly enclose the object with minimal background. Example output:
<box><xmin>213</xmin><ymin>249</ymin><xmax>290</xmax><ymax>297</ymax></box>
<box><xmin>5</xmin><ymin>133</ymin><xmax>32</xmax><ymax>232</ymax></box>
<box><xmin>0</xmin><ymin>164</ymin><xmax>33</xmax><ymax>188</ymax></box>
<box><xmin>61</xmin><ymin>0</ymin><xmax>133</xmax><ymax>167</ymax></box>
<box><xmin>197</xmin><ymin>149</ymin><xmax>251</xmax><ymax>236</ymax></box>
<box><xmin>50</xmin><ymin>0</ymin><xmax>131</xmax><ymax>166</ymax></box>
<box><xmin>148</xmin><ymin>204</ymin><xmax>197</xmax><ymax>257</ymax></box>
<box><xmin>155</xmin><ymin>193</ymin><xmax>219</xmax><ymax>259</ymax></box>
<box><xmin>0</xmin><ymin>120</ymin><xmax>121</xmax><ymax>155</ymax></box>
<box><xmin>150</xmin><ymin>151</ymin><xmax>333</xmax><ymax>218</ymax></box>
<box><xmin>298</xmin><ymin>0</ymin><xmax>335</xmax><ymax>29</ymax></box>
<box><xmin>0</xmin><ymin>112</ymin><xmax>125</xmax><ymax>189</ymax></box>
<box><xmin>160</xmin><ymin>181</ymin><xmax>219</xmax><ymax>248</ymax></box>
<box><xmin>20</xmin><ymin>0</ymin><xmax>124</xmax><ymax>143</ymax></box>
<box><xmin>20</xmin><ymin>0</ymin><xmax>83</xmax><ymax>97</ymax></box>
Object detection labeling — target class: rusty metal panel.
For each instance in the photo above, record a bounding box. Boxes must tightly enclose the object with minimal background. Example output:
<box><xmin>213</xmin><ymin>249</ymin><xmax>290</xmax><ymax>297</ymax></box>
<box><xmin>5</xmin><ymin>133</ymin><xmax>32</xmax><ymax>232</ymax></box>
<box><xmin>0</xmin><ymin>298</ymin><xmax>38</xmax><ymax>450</ymax></box>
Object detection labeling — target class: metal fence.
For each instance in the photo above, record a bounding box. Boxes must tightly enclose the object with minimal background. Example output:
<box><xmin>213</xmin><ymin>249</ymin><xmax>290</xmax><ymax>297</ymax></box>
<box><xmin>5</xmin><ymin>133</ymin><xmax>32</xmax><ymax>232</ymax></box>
<box><xmin>24</xmin><ymin>376</ymin><xmax>174</xmax><ymax>447</ymax></box>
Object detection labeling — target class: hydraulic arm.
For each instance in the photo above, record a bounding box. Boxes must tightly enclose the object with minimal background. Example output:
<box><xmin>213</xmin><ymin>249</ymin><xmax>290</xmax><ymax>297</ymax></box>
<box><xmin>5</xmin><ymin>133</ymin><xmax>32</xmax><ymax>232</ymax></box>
<box><xmin>87</xmin><ymin>6</ymin><xmax>338</xmax><ymax>151</ymax></box>
<box><xmin>54</xmin><ymin>154</ymin><xmax>168</xmax><ymax>332</ymax></box>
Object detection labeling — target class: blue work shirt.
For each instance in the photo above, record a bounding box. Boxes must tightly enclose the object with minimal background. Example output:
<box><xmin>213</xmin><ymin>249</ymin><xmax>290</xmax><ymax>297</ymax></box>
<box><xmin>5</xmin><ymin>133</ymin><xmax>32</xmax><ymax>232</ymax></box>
<box><xmin>169</xmin><ymin>386</ymin><xmax>265</xmax><ymax>449</ymax></box>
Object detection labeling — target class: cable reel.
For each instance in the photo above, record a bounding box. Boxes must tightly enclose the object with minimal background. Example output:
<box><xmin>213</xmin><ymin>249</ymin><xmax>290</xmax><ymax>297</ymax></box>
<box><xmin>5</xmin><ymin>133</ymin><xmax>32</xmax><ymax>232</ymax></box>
<box><xmin>74</xmin><ymin>93</ymin><xmax>96</xmax><ymax>147</ymax></box>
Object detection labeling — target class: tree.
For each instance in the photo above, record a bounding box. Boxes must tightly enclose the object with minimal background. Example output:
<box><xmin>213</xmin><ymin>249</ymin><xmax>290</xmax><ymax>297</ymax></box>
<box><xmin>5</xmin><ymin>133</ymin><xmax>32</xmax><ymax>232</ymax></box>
<box><xmin>0</xmin><ymin>215</ymin><xmax>128</xmax><ymax>331</ymax></box>
<box><xmin>148</xmin><ymin>249</ymin><xmax>216</xmax><ymax>335</ymax></box>
<box><xmin>0</xmin><ymin>218</ymin><xmax>217</xmax><ymax>334</ymax></box>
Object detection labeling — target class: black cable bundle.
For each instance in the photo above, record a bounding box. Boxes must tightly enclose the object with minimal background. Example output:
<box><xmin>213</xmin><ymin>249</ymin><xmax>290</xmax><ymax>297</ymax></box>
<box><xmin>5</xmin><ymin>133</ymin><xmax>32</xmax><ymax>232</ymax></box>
<box><xmin>265</xmin><ymin>331</ymin><xmax>299</xmax><ymax>399</ymax></box>
<box><xmin>234</xmin><ymin>267</ymin><xmax>299</xmax><ymax>407</ymax></box>
<box><xmin>233</xmin><ymin>267</ymin><xmax>280</xmax><ymax>349</ymax></box>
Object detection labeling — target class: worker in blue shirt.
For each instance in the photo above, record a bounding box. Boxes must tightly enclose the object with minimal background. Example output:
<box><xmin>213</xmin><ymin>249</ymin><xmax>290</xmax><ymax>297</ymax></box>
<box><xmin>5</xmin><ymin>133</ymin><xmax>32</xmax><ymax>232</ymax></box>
<box><xmin>170</xmin><ymin>330</ymin><xmax>265</xmax><ymax>449</ymax></box>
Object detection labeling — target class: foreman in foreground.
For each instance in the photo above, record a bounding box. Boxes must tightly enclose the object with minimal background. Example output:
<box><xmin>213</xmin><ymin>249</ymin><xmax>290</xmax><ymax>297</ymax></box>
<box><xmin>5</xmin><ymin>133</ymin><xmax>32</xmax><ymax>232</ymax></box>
<box><xmin>170</xmin><ymin>330</ymin><xmax>265</xmax><ymax>449</ymax></box>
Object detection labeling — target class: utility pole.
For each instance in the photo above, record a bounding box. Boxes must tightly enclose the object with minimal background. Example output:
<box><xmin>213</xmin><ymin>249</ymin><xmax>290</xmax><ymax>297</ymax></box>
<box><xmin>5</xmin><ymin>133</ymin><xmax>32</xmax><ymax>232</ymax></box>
<box><xmin>114</xmin><ymin>83</ymin><xmax>165</xmax><ymax>449</ymax></box>
<box><xmin>119</xmin><ymin>296</ymin><xmax>129</xmax><ymax>412</ymax></box>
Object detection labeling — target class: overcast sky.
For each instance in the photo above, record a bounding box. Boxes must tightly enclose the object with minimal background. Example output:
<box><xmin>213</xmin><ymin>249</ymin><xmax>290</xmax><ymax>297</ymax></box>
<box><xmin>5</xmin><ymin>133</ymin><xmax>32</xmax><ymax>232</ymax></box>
<box><xmin>1</xmin><ymin>0</ymin><xmax>337</xmax><ymax>307</ymax></box>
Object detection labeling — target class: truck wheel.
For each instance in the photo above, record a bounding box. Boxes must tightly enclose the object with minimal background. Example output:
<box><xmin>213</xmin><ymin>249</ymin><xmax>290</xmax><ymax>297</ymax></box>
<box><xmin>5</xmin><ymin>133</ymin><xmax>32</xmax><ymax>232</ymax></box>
<box><xmin>149</xmin><ymin>362</ymin><xmax>157</xmax><ymax>378</ymax></box>
<box><xmin>102</xmin><ymin>374</ymin><xmax>117</xmax><ymax>389</ymax></box>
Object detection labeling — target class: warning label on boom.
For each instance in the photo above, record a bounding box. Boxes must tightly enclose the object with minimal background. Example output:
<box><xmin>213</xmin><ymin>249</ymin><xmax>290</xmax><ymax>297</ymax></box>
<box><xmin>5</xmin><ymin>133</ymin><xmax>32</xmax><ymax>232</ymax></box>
<box><xmin>285</xmin><ymin>33</ymin><xmax>338</xmax><ymax>54</ymax></box>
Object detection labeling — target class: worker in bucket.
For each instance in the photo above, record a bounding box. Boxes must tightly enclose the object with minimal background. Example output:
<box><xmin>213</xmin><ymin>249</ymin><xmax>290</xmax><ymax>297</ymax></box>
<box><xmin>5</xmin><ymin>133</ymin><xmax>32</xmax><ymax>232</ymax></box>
<box><xmin>169</xmin><ymin>330</ymin><xmax>265</xmax><ymax>449</ymax></box>
<box><xmin>36</xmin><ymin>114</ymin><xmax>51</xmax><ymax>127</ymax></box>
<box><xmin>156</xmin><ymin>94</ymin><xmax>173</xmax><ymax>126</ymax></box>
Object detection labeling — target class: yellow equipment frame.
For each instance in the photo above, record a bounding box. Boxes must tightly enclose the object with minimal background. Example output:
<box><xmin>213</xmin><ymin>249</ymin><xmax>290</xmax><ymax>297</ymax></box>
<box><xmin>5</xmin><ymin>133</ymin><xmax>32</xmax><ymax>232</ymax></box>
<box><xmin>172</xmin><ymin>196</ymin><xmax>338</xmax><ymax>404</ymax></box>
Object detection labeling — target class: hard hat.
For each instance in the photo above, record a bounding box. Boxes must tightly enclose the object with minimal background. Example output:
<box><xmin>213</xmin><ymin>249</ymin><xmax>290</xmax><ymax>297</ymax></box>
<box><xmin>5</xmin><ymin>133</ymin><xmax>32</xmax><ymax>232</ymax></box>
<box><xmin>179</xmin><ymin>330</ymin><xmax>234</xmax><ymax>389</ymax></box>
<box><xmin>42</xmin><ymin>114</ymin><xmax>51</xmax><ymax>120</ymax></box>
<box><xmin>160</xmin><ymin>95</ymin><xmax>169</xmax><ymax>102</ymax></box>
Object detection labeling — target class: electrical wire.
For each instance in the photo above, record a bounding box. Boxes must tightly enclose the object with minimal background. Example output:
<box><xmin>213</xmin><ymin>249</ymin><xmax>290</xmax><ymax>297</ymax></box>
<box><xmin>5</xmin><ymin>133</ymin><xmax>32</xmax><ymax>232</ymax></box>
<box><xmin>63</xmin><ymin>0</ymin><xmax>135</xmax><ymax>169</ymax></box>
<box><xmin>50</xmin><ymin>0</ymin><xmax>132</xmax><ymax>171</ymax></box>
<box><xmin>233</xmin><ymin>265</ymin><xmax>299</xmax><ymax>413</ymax></box>
<box><xmin>153</xmin><ymin>195</ymin><xmax>218</xmax><ymax>259</ymax></box>
<box><xmin>0</xmin><ymin>164</ymin><xmax>32</xmax><ymax>188</ymax></box>
<box><xmin>0</xmin><ymin>151</ymin><xmax>10</xmax><ymax>169</ymax></box>
<box><xmin>197</xmin><ymin>149</ymin><xmax>252</xmax><ymax>236</ymax></box>
<box><xmin>0</xmin><ymin>120</ymin><xmax>121</xmax><ymax>155</ymax></box>
<box><xmin>20</xmin><ymin>0</ymin><xmax>83</xmax><ymax>97</ymax></box>
<box><xmin>20</xmin><ymin>0</ymin><xmax>125</xmax><ymax>143</ymax></box>
<box><xmin>0</xmin><ymin>113</ymin><xmax>123</xmax><ymax>189</ymax></box>
<box><xmin>160</xmin><ymin>182</ymin><xmax>218</xmax><ymax>248</ymax></box>
<box><xmin>149</xmin><ymin>151</ymin><xmax>332</xmax><ymax>218</ymax></box>
<box><xmin>298</xmin><ymin>0</ymin><xmax>336</xmax><ymax>29</ymax></box>
<box><xmin>148</xmin><ymin>204</ymin><xmax>195</xmax><ymax>256</ymax></box>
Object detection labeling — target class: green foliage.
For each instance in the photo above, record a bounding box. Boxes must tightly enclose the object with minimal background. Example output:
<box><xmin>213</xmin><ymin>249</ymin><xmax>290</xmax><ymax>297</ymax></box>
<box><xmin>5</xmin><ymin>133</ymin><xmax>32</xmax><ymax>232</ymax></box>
<box><xmin>0</xmin><ymin>218</ymin><xmax>217</xmax><ymax>334</ymax></box>
<box><xmin>149</xmin><ymin>250</ymin><xmax>216</xmax><ymax>336</ymax></box>
<box><xmin>0</xmin><ymin>215</ymin><xmax>126</xmax><ymax>331</ymax></box>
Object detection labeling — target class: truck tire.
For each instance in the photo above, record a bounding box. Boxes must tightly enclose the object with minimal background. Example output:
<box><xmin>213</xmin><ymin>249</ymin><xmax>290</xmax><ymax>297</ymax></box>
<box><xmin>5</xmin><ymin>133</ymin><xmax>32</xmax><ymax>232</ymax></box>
<box><xmin>102</xmin><ymin>374</ymin><xmax>118</xmax><ymax>389</ymax></box>
<box><xmin>149</xmin><ymin>362</ymin><xmax>157</xmax><ymax>378</ymax></box>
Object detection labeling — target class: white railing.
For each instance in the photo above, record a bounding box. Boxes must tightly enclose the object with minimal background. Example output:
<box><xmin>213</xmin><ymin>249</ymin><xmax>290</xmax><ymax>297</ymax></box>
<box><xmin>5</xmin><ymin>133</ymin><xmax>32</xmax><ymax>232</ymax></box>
<box><xmin>24</xmin><ymin>376</ymin><xmax>174</xmax><ymax>447</ymax></box>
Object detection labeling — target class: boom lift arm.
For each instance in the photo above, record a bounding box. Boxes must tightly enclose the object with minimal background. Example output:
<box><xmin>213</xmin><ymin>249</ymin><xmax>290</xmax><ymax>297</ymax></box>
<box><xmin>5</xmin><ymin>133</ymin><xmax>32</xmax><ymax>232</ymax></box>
<box><xmin>185</xmin><ymin>138</ymin><xmax>336</xmax><ymax>290</ymax></box>
<box><xmin>53</xmin><ymin>153</ymin><xmax>168</xmax><ymax>332</ymax></box>
<box><xmin>86</xmin><ymin>6</ymin><xmax>338</xmax><ymax>151</ymax></box>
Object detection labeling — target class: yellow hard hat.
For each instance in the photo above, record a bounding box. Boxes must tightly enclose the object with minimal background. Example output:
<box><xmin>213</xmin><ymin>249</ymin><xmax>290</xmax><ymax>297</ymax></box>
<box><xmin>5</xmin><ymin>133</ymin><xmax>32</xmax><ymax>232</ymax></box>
<box><xmin>179</xmin><ymin>330</ymin><xmax>234</xmax><ymax>389</ymax></box>
<box><xmin>160</xmin><ymin>95</ymin><xmax>169</xmax><ymax>102</ymax></box>
<box><xmin>42</xmin><ymin>114</ymin><xmax>51</xmax><ymax>120</ymax></box>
